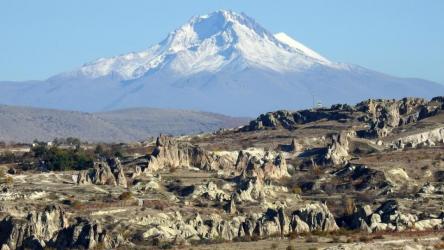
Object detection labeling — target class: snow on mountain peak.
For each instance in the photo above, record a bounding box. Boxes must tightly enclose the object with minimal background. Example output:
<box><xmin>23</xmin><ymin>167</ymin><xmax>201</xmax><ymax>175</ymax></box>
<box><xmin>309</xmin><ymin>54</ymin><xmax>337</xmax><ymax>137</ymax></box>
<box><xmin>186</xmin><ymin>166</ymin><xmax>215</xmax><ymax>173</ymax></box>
<box><xmin>66</xmin><ymin>10</ymin><xmax>338</xmax><ymax>80</ymax></box>
<box><xmin>274</xmin><ymin>32</ymin><xmax>330</xmax><ymax>63</ymax></box>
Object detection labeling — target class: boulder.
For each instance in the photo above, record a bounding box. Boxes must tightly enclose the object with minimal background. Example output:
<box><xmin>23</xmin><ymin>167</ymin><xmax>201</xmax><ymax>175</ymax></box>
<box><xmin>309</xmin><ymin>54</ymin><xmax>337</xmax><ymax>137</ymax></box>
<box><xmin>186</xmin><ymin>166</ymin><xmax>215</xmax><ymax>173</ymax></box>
<box><xmin>293</xmin><ymin>203</ymin><xmax>339</xmax><ymax>232</ymax></box>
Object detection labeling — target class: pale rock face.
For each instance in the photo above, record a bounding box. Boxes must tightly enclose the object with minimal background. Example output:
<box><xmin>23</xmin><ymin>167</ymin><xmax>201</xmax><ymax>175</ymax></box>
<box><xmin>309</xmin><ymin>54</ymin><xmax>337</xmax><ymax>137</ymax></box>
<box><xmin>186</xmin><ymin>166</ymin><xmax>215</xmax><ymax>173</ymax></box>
<box><xmin>145</xmin><ymin>135</ymin><xmax>234</xmax><ymax>173</ymax></box>
<box><xmin>53</xmin><ymin>218</ymin><xmax>113</xmax><ymax>250</ymax></box>
<box><xmin>290</xmin><ymin>215</ymin><xmax>310</xmax><ymax>234</ymax></box>
<box><xmin>1</xmin><ymin>244</ymin><xmax>10</xmax><ymax>250</ymax></box>
<box><xmin>236</xmin><ymin>150</ymin><xmax>289</xmax><ymax>180</ymax></box>
<box><xmin>135</xmin><ymin>201</ymin><xmax>338</xmax><ymax>244</ymax></box>
<box><xmin>392</xmin><ymin>127</ymin><xmax>444</xmax><ymax>149</ymax></box>
<box><xmin>145</xmin><ymin>135</ymin><xmax>289</xmax><ymax>181</ymax></box>
<box><xmin>234</xmin><ymin>178</ymin><xmax>265</xmax><ymax>202</ymax></box>
<box><xmin>292</xmin><ymin>203</ymin><xmax>339</xmax><ymax>232</ymax></box>
<box><xmin>191</xmin><ymin>181</ymin><xmax>229</xmax><ymax>202</ymax></box>
<box><xmin>0</xmin><ymin>205</ymin><xmax>119</xmax><ymax>250</ymax></box>
<box><xmin>0</xmin><ymin>205</ymin><xmax>68</xmax><ymax>249</ymax></box>
<box><xmin>368</xmin><ymin>200</ymin><xmax>419</xmax><ymax>232</ymax></box>
<box><xmin>357</xmin><ymin>97</ymin><xmax>441</xmax><ymax>138</ymax></box>
<box><xmin>325</xmin><ymin>131</ymin><xmax>354</xmax><ymax>165</ymax></box>
<box><xmin>385</xmin><ymin>168</ymin><xmax>410</xmax><ymax>188</ymax></box>
<box><xmin>76</xmin><ymin>158</ymin><xmax>128</xmax><ymax>188</ymax></box>
<box><xmin>414</xmin><ymin>219</ymin><xmax>444</xmax><ymax>231</ymax></box>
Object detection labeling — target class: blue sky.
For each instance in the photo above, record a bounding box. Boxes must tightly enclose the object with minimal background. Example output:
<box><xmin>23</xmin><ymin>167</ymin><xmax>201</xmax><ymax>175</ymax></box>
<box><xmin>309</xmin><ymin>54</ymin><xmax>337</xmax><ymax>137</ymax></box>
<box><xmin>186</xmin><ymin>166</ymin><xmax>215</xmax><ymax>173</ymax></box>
<box><xmin>1</xmin><ymin>0</ymin><xmax>443</xmax><ymax>83</ymax></box>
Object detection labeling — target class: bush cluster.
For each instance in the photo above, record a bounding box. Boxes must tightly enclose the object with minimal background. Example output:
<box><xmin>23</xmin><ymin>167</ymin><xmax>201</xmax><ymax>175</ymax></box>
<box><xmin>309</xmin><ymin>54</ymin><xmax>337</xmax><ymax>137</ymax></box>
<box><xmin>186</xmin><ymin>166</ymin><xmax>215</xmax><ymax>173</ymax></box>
<box><xmin>32</xmin><ymin>143</ymin><xmax>94</xmax><ymax>171</ymax></box>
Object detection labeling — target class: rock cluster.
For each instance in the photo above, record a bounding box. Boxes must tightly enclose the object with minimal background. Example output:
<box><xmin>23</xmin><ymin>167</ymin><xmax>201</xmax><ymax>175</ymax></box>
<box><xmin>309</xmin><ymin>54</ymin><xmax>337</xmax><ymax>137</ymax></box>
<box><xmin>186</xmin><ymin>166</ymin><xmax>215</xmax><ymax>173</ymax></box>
<box><xmin>0</xmin><ymin>205</ymin><xmax>67</xmax><ymax>250</ymax></box>
<box><xmin>357</xmin><ymin>97</ymin><xmax>443</xmax><ymax>137</ymax></box>
<box><xmin>333</xmin><ymin>164</ymin><xmax>389</xmax><ymax>191</ymax></box>
<box><xmin>0</xmin><ymin>205</ymin><xmax>121</xmax><ymax>250</ymax></box>
<box><xmin>391</xmin><ymin>127</ymin><xmax>444</xmax><ymax>149</ymax></box>
<box><xmin>76</xmin><ymin>158</ymin><xmax>127</xmax><ymax>188</ymax></box>
<box><xmin>236</xmin><ymin>150</ymin><xmax>289</xmax><ymax>180</ymax></box>
<box><xmin>145</xmin><ymin>135</ymin><xmax>234</xmax><ymax>172</ymax></box>
<box><xmin>242</xmin><ymin>96</ymin><xmax>444</xmax><ymax>139</ymax></box>
<box><xmin>137</xmin><ymin>202</ymin><xmax>338</xmax><ymax>244</ymax></box>
<box><xmin>341</xmin><ymin>200</ymin><xmax>444</xmax><ymax>232</ymax></box>
<box><xmin>242</xmin><ymin>109</ymin><xmax>350</xmax><ymax>131</ymax></box>
<box><xmin>145</xmin><ymin>136</ymin><xmax>290</xmax><ymax>181</ymax></box>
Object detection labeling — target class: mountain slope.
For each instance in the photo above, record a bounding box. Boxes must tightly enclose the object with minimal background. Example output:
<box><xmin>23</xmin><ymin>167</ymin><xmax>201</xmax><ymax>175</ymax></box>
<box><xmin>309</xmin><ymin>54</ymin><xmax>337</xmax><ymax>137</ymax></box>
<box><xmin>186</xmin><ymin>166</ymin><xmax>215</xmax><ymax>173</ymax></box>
<box><xmin>0</xmin><ymin>105</ymin><xmax>248</xmax><ymax>143</ymax></box>
<box><xmin>0</xmin><ymin>10</ymin><xmax>443</xmax><ymax>116</ymax></box>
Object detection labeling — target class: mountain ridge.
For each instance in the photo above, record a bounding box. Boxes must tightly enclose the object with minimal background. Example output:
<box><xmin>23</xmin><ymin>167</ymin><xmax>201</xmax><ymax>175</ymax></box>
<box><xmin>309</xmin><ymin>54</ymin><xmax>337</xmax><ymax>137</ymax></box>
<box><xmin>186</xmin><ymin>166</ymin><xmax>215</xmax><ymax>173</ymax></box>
<box><xmin>0</xmin><ymin>10</ymin><xmax>443</xmax><ymax>116</ymax></box>
<box><xmin>0</xmin><ymin>104</ymin><xmax>249</xmax><ymax>143</ymax></box>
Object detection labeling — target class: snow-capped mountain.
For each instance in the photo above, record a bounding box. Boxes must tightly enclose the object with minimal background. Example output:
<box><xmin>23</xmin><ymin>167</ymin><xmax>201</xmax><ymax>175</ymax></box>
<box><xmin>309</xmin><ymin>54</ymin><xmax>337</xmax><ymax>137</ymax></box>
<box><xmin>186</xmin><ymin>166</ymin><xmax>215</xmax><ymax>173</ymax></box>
<box><xmin>62</xmin><ymin>10</ymin><xmax>339</xmax><ymax>80</ymax></box>
<box><xmin>1</xmin><ymin>10</ymin><xmax>443</xmax><ymax>116</ymax></box>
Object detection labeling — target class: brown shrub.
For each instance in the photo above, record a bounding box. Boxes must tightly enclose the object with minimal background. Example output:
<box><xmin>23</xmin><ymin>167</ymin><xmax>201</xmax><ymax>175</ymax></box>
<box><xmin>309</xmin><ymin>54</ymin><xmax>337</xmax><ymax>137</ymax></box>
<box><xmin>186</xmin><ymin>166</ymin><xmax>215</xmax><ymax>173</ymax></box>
<box><xmin>343</xmin><ymin>196</ymin><xmax>355</xmax><ymax>216</ymax></box>
<box><xmin>305</xmin><ymin>236</ymin><xmax>318</xmax><ymax>243</ymax></box>
<box><xmin>71</xmin><ymin>200</ymin><xmax>83</xmax><ymax>209</ymax></box>
<box><xmin>292</xmin><ymin>186</ymin><xmax>302</xmax><ymax>194</ymax></box>
<box><xmin>118</xmin><ymin>191</ymin><xmax>133</xmax><ymax>201</ymax></box>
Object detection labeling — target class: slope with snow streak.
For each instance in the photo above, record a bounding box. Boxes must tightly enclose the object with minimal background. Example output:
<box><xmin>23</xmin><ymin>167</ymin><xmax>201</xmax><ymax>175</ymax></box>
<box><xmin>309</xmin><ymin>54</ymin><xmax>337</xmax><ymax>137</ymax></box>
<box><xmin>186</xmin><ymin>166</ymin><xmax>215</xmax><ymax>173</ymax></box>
<box><xmin>0</xmin><ymin>10</ymin><xmax>443</xmax><ymax>116</ymax></box>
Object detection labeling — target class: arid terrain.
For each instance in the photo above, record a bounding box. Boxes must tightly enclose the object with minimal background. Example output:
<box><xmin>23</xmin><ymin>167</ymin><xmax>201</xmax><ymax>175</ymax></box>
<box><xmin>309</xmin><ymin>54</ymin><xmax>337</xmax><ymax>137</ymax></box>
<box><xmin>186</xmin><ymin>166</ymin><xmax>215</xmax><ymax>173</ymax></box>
<box><xmin>1</xmin><ymin>96</ymin><xmax>444</xmax><ymax>250</ymax></box>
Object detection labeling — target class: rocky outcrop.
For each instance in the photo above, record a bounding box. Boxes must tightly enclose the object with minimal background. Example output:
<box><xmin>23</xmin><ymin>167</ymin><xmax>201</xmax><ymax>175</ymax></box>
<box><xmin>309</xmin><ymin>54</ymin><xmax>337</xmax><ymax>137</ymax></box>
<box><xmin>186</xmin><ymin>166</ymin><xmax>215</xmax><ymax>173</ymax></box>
<box><xmin>333</xmin><ymin>164</ymin><xmax>389</xmax><ymax>191</ymax></box>
<box><xmin>76</xmin><ymin>158</ymin><xmax>127</xmax><ymax>188</ymax></box>
<box><xmin>242</xmin><ymin>108</ymin><xmax>351</xmax><ymax>131</ymax></box>
<box><xmin>341</xmin><ymin>200</ymin><xmax>441</xmax><ymax>232</ymax></box>
<box><xmin>391</xmin><ymin>127</ymin><xmax>444</xmax><ymax>149</ymax></box>
<box><xmin>357</xmin><ymin>97</ymin><xmax>443</xmax><ymax>137</ymax></box>
<box><xmin>135</xmin><ymin>202</ymin><xmax>337</xmax><ymax>244</ymax></box>
<box><xmin>431</xmin><ymin>96</ymin><xmax>444</xmax><ymax>109</ymax></box>
<box><xmin>236</xmin><ymin>151</ymin><xmax>289</xmax><ymax>180</ymax></box>
<box><xmin>0</xmin><ymin>205</ymin><xmax>123</xmax><ymax>250</ymax></box>
<box><xmin>0</xmin><ymin>205</ymin><xmax>68</xmax><ymax>250</ymax></box>
<box><xmin>242</xmin><ymin>97</ymin><xmax>444</xmax><ymax>138</ymax></box>
<box><xmin>145</xmin><ymin>136</ymin><xmax>289</xmax><ymax>181</ymax></box>
<box><xmin>325</xmin><ymin>131</ymin><xmax>354</xmax><ymax>165</ymax></box>
<box><xmin>53</xmin><ymin>217</ymin><xmax>123</xmax><ymax>250</ymax></box>
<box><xmin>292</xmin><ymin>203</ymin><xmax>339</xmax><ymax>232</ymax></box>
<box><xmin>233</xmin><ymin>178</ymin><xmax>265</xmax><ymax>202</ymax></box>
<box><xmin>191</xmin><ymin>181</ymin><xmax>229</xmax><ymax>202</ymax></box>
<box><xmin>145</xmin><ymin>135</ymin><xmax>234</xmax><ymax>173</ymax></box>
